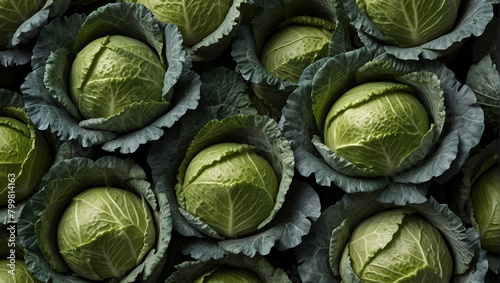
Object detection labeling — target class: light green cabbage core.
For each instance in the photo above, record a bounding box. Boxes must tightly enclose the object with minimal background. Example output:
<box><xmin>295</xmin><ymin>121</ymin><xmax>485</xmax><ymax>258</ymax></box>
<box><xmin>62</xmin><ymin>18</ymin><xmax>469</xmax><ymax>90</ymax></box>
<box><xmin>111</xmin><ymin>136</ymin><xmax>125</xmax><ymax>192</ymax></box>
<box><xmin>0</xmin><ymin>0</ymin><xmax>45</xmax><ymax>49</ymax></box>
<box><xmin>471</xmin><ymin>163</ymin><xmax>499</xmax><ymax>254</ymax></box>
<box><xmin>57</xmin><ymin>187</ymin><xmax>156</xmax><ymax>281</ymax></box>
<box><xmin>69</xmin><ymin>35</ymin><xmax>166</xmax><ymax>119</ymax></box>
<box><xmin>259</xmin><ymin>24</ymin><xmax>333</xmax><ymax>83</ymax></box>
<box><xmin>340</xmin><ymin>209</ymin><xmax>453</xmax><ymax>282</ymax></box>
<box><xmin>324</xmin><ymin>81</ymin><xmax>429</xmax><ymax>176</ymax></box>
<box><xmin>194</xmin><ymin>266</ymin><xmax>263</xmax><ymax>283</ymax></box>
<box><xmin>182</xmin><ymin>142</ymin><xmax>279</xmax><ymax>238</ymax></box>
<box><xmin>0</xmin><ymin>259</ymin><xmax>41</xmax><ymax>283</ymax></box>
<box><xmin>356</xmin><ymin>0</ymin><xmax>461</xmax><ymax>47</ymax></box>
<box><xmin>136</xmin><ymin>0</ymin><xmax>231</xmax><ymax>46</ymax></box>
<box><xmin>0</xmin><ymin>113</ymin><xmax>52</xmax><ymax>206</ymax></box>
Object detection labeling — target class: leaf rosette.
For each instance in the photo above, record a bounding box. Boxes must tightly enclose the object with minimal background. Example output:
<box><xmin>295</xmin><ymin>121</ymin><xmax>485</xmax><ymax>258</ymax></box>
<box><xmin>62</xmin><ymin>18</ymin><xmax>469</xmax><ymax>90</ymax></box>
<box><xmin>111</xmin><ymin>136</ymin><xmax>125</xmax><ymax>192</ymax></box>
<box><xmin>165</xmin><ymin>253</ymin><xmax>290</xmax><ymax>283</ymax></box>
<box><xmin>451</xmin><ymin>139</ymin><xmax>499</xmax><ymax>274</ymax></box>
<box><xmin>339</xmin><ymin>0</ymin><xmax>494</xmax><ymax>60</ymax></box>
<box><xmin>21</xmin><ymin>2</ymin><xmax>201</xmax><ymax>154</ymax></box>
<box><xmin>148</xmin><ymin>67</ymin><xmax>321</xmax><ymax>261</ymax></box>
<box><xmin>281</xmin><ymin>47</ymin><xmax>484</xmax><ymax>203</ymax></box>
<box><xmin>231</xmin><ymin>0</ymin><xmax>351</xmax><ymax>120</ymax></box>
<box><xmin>467</xmin><ymin>16</ymin><xmax>499</xmax><ymax>145</ymax></box>
<box><xmin>296</xmin><ymin>192</ymin><xmax>489</xmax><ymax>282</ymax></box>
<box><xmin>17</xmin><ymin>155</ymin><xmax>172</xmax><ymax>282</ymax></box>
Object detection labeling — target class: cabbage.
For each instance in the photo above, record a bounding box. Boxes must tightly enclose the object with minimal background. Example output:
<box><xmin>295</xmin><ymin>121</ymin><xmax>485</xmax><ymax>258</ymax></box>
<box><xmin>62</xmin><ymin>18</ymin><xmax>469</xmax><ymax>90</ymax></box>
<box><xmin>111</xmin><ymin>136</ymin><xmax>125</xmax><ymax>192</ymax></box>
<box><xmin>356</xmin><ymin>0</ymin><xmax>461</xmax><ymax>47</ymax></box>
<box><xmin>0</xmin><ymin>0</ymin><xmax>71</xmax><ymax>67</ymax></box>
<box><xmin>181</xmin><ymin>142</ymin><xmax>279</xmax><ymax>238</ymax></box>
<box><xmin>135</xmin><ymin>0</ymin><xmax>230</xmax><ymax>46</ymax></box>
<box><xmin>20</xmin><ymin>2</ymin><xmax>201</xmax><ymax>153</ymax></box>
<box><xmin>323</xmin><ymin>81</ymin><xmax>430</xmax><ymax>175</ymax></box>
<box><xmin>120</xmin><ymin>0</ymin><xmax>254</xmax><ymax>61</ymax></box>
<box><xmin>194</xmin><ymin>266</ymin><xmax>262</xmax><ymax>282</ymax></box>
<box><xmin>0</xmin><ymin>89</ymin><xmax>52</xmax><ymax>208</ymax></box>
<box><xmin>17</xmin><ymin>156</ymin><xmax>172</xmax><ymax>282</ymax></box>
<box><xmin>471</xmin><ymin>163</ymin><xmax>500</xmax><ymax>254</ymax></box>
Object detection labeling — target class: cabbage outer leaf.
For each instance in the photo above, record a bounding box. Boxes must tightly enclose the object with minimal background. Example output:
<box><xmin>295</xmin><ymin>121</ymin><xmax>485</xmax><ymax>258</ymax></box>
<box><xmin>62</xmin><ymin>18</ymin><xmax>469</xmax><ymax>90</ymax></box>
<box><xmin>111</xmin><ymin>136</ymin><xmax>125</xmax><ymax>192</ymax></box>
<box><xmin>466</xmin><ymin>55</ymin><xmax>499</xmax><ymax>136</ymax></box>
<box><xmin>175</xmin><ymin>115</ymin><xmax>294</xmax><ymax>232</ymax></box>
<box><xmin>323</xmin><ymin>81</ymin><xmax>432</xmax><ymax>175</ymax></box>
<box><xmin>1</xmin><ymin>0</ymin><xmax>70</xmax><ymax>47</ymax></box>
<box><xmin>0</xmin><ymin>0</ymin><xmax>44</xmax><ymax>48</ymax></box>
<box><xmin>187</xmin><ymin>0</ymin><xmax>253</xmax><ymax>61</ymax></box>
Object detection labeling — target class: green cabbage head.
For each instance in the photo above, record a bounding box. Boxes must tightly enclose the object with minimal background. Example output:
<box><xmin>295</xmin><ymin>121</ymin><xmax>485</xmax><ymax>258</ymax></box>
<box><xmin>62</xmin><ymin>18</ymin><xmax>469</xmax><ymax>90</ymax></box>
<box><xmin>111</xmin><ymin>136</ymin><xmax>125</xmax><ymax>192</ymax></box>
<box><xmin>471</xmin><ymin>163</ymin><xmax>499</xmax><ymax>254</ymax></box>
<box><xmin>340</xmin><ymin>209</ymin><xmax>453</xmax><ymax>282</ymax></box>
<box><xmin>356</xmin><ymin>0</ymin><xmax>461</xmax><ymax>47</ymax></box>
<box><xmin>69</xmin><ymin>35</ymin><xmax>166</xmax><ymax>121</ymax></box>
<box><xmin>0</xmin><ymin>108</ymin><xmax>51</xmax><ymax>206</ymax></box>
<box><xmin>57</xmin><ymin>186</ymin><xmax>156</xmax><ymax>281</ymax></box>
<box><xmin>0</xmin><ymin>0</ymin><xmax>45</xmax><ymax>49</ymax></box>
<box><xmin>260</xmin><ymin>21</ymin><xmax>334</xmax><ymax>83</ymax></box>
<box><xmin>134</xmin><ymin>0</ymin><xmax>230</xmax><ymax>46</ymax></box>
<box><xmin>323</xmin><ymin>81</ymin><xmax>430</xmax><ymax>176</ymax></box>
<box><xmin>194</xmin><ymin>265</ymin><xmax>262</xmax><ymax>283</ymax></box>
<box><xmin>181</xmin><ymin>142</ymin><xmax>279</xmax><ymax>238</ymax></box>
